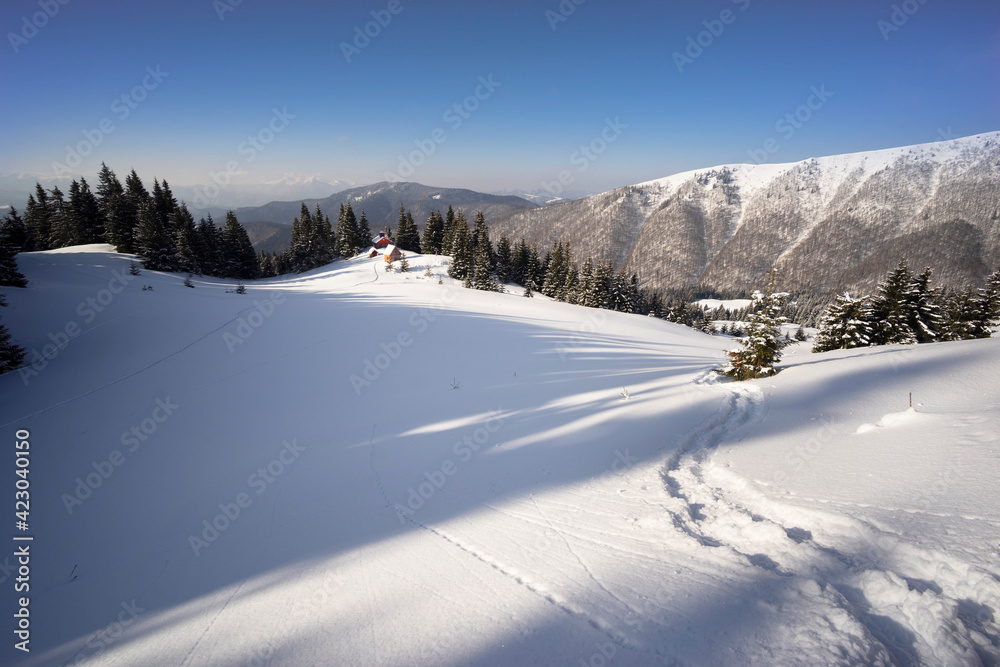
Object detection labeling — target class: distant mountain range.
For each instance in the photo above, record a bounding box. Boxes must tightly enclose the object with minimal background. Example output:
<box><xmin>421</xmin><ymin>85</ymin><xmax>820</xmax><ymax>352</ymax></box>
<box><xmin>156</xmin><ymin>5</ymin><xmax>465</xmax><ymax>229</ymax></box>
<box><xmin>235</xmin><ymin>181</ymin><xmax>539</xmax><ymax>253</ymax></box>
<box><xmin>490</xmin><ymin>132</ymin><xmax>1000</xmax><ymax>294</ymax></box>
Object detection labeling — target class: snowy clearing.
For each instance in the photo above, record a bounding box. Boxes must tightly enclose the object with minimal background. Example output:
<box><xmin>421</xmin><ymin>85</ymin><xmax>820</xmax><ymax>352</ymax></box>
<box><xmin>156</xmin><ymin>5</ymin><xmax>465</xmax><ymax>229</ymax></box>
<box><xmin>1</xmin><ymin>245</ymin><xmax>998</xmax><ymax>666</ymax></box>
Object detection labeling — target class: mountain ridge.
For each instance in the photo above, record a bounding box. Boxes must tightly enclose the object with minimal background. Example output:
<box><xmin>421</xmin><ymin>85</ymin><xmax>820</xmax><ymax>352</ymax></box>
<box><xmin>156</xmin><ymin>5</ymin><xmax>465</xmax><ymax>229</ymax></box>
<box><xmin>489</xmin><ymin>131</ymin><xmax>1000</xmax><ymax>293</ymax></box>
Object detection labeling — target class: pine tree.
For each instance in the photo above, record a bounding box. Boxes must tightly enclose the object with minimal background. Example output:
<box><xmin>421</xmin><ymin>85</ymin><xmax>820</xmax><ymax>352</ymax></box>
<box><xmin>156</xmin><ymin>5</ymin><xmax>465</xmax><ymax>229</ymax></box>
<box><xmin>336</xmin><ymin>204</ymin><xmax>360</xmax><ymax>258</ymax></box>
<box><xmin>195</xmin><ymin>215</ymin><xmax>223</xmax><ymax>276</ymax></box>
<box><xmin>982</xmin><ymin>270</ymin><xmax>1000</xmax><ymax>328</ymax></box>
<box><xmin>577</xmin><ymin>257</ymin><xmax>597</xmax><ymax>307</ymax></box>
<box><xmin>868</xmin><ymin>260</ymin><xmax>916</xmax><ymax>345</ymax></box>
<box><xmin>511</xmin><ymin>238</ymin><xmax>530</xmax><ymax>285</ymax></box>
<box><xmin>422</xmin><ymin>210</ymin><xmax>444</xmax><ymax>254</ymax></box>
<box><xmin>46</xmin><ymin>186</ymin><xmax>73</xmax><ymax>249</ymax></box>
<box><xmin>440</xmin><ymin>205</ymin><xmax>458</xmax><ymax>255</ymax></box>
<box><xmin>23</xmin><ymin>184</ymin><xmax>52</xmax><ymax>251</ymax></box>
<box><xmin>290</xmin><ymin>203</ymin><xmax>314</xmax><ymax>272</ymax></box>
<box><xmin>0</xmin><ymin>294</ymin><xmax>25</xmax><ymax>374</ymax></box>
<box><xmin>221</xmin><ymin>211</ymin><xmax>259</xmax><ymax>280</ymax></box>
<box><xmin>70</xmin><ymin>177</ymin><xmax>104</xmax><ymax>244</ymax></box>
<box><xmin>97</xmin><ymin>163</ymin><xmax>133</xmax><ymax>252</ymax></box>
<box><xmin>812</xmin><ymin>292</ymin><xmax>872</xmax><ymax>352</ymax></box>
<box><xmin>313</xmin><ymin>204</ymin><xmax>336</xmax><ymax>265</ymax></box>
<box><xmin>447</xmin><ymin>217</ymin><xmax>472</xmax><ymax>281</ymax></box>
<box><xmin>495</xmin><ymin>234</ymin><xmax>513</xmax><ymax>284</ymax></box>
<box><xmin>469</xmin><ymin>212</ymin><xmax>499</xmax><ymax>290</ymax></box>
<box><xmin>122</xmin><ymin>169</ymin><xmax>150</xmax><ymax>253</ymax></box>
<box><xmin>0</xmin><ymin>208</ymin><xmax>26</xmax><ymax>253</ymax></box>
<box><xmin>172</xmin><ymin>204</ymin><xmax>200</xmax><ymax>275</ymax></box>
<box><xmin>395</xmin><ymin>206</ymin><xmax>421</xmax><ymax>253</ymax></box>
<box><xmin>135</xmin><ymin>201</ymin><xmax>177</xmax><ymax>271</ymax></box>
<box><xmin>356</xmin><ymin>210</ymin><xmax>372</xmax><ymax>253</ymax></box>
<box><xmin>399</xmin><ymin>252</ymin><xmax>410</xmax><ymax>272</ymax></box>
<box><xmin>564</xmin><ymin>264</ymin><xmax>580</xmax><ymax>304</ymax></box>
<box><xmin>941</xmin><ymin>287</ymin><xmax>990</xmax><ymax>340</ymax></box>
<box><xmin>905</xmin><ymin>267</ymin><xmax>945</xmax><ymax>343</ymax></box>
<box><xmin>0</xmin><ymin>213</ymin><xmax>28</xmax><ymax>288</ymax></box>
<box><xmin>541</xmin><ymin>241</ymin><xmax>567</xmax><ymax>298</ymax></box>
<box><xmin>258</xmin><ymin>250</ymin><xmax>276</xmax><ymax>278</ymax></box>
<box><xmin>718</xmin><ymin>271</ymin><xmax>788</xmax><ymax>381</ymax></box>
<box><xmin>151</xmin><ymin>179</ymin><xmax>178</xmax><ymax>237</ymax></box>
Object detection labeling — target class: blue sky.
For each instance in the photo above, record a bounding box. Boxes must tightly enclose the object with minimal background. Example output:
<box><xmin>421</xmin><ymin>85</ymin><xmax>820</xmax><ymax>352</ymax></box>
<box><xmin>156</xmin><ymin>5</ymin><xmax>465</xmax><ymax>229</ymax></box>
<box><xmin>1</xmin><ymin>0</ymin><xmax>997</xmax><ymax>195</ymax></box>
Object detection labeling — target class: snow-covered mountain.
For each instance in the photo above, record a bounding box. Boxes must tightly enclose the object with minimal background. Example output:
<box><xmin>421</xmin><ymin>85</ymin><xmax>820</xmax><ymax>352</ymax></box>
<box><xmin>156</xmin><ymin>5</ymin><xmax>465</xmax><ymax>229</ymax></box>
<box><xmin>2</xmin><ymin>245</ymin><xmax>998</xmax><ymax>665</ymax></box>
<box><xmin>490</xmin><ymin>187</ymin><xmax>592</xmax><ymax>206</ymax></box>
<box><xmin>493</xmin><ymin>132</ymin><xmax>1000</xmax><ymax>294</ymax></box>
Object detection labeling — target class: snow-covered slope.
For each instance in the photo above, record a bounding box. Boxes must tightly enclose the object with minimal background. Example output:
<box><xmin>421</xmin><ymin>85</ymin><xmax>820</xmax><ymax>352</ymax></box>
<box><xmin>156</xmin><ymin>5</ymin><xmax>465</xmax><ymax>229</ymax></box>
<box><xmin>1</xmin><ymin>246</ymin><xmax>998</xmax><ymax>666</ymax></box>
<box><xmin>493</xmin><ymin>131</ymin><xmax>1000</xmax><ymax>294</ymax></box>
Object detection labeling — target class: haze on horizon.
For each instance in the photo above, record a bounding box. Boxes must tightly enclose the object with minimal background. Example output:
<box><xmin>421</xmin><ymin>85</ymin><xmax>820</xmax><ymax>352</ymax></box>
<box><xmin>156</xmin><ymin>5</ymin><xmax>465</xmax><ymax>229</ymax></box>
<box><xmin>1</xmin><ymin>0</ymin><xmax>998</xmax><ymax>197</ymax></box>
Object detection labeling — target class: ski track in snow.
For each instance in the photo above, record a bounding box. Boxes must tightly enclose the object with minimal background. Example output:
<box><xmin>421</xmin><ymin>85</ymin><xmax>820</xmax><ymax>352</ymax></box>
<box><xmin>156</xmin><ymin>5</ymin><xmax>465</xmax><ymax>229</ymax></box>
<box><xmin>368</xmin><ymin>426</ymin><xmax>675</xmax><ymax>661</ymax></box>
<box><xmin>663</xmin><ymin>379</ymin><xmax>1000</xmax><ymax>666</ymax></box>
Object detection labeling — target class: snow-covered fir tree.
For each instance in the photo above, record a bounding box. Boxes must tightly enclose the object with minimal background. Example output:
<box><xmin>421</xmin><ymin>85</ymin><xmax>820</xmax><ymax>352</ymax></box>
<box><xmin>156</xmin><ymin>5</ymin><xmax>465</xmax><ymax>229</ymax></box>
<box><xmin>718</xmin><ymin>281</ymin><xmax>788</xmax><ymax>381</ymax></box>
<box><xmin>904</xmin><ymin>267</ymin><xmax>945</xmax><ymax>343</ymax></box>
<box><xmin>469</xmin><ymin>212</ymin><xmax>499</xmax><ymax>291</ymax></box>
<box><xmin>447</xmin><ymin>216</ymin><xmax>472</xmax><ymax>281</ymax></box>
<box><xmin>941</xmin><ymin>287</ymin><xmax>991</xmax><ymax>340</ymax></box>
<box><xmin>812</xmin><ymin>292</ymin><xmax>872</xmax><ymax>352</ymax></box>
<box><xmin>868</xmin><ymin>260</ymin><xmax>917</xmax><ymax>345</ymax></box>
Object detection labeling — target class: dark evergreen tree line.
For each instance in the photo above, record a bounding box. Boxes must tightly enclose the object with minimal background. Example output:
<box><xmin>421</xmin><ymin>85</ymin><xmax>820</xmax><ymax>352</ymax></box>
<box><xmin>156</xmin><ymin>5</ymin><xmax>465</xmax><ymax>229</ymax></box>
<box><xmin>7</xmin><ymin>164</ymin><xmax>262</xmax><ymax>281</ymax></box>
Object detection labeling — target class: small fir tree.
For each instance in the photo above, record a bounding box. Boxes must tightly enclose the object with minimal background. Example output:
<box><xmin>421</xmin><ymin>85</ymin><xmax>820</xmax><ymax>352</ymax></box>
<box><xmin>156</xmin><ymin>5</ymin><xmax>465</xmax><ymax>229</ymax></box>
<box><xmin>718</xmin><ymin>270</ymin><xmax>788</xmax><ymax>381</ymax></box>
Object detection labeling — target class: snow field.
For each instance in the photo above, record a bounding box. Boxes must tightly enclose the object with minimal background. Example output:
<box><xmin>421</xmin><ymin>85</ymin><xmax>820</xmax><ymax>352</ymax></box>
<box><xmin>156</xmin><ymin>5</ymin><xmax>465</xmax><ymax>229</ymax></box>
<box><xmin>1</xmin><ymin>245</ymin><xmax>997</xmax><ymax>665</ymax></box>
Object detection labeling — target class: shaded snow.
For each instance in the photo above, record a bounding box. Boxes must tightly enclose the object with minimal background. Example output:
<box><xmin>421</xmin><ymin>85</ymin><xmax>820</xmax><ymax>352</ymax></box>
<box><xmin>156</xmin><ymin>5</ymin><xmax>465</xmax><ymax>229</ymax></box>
<box><xmin>1</xmin><ymin>245</ymin><xmax>998</xmax><ymax>666</ymax></box>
